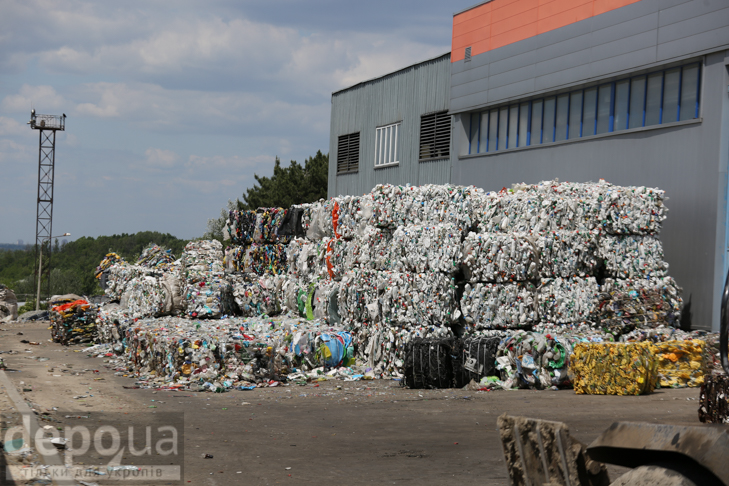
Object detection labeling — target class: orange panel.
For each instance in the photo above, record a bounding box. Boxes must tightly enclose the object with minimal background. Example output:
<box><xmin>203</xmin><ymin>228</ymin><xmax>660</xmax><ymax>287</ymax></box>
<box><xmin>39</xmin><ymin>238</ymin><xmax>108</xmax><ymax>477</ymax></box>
<box><xmin>491</xmin><ymin>7</ymin><xmax>538</xmax><ymax>37</ymax></box>
<box><xmin>451</xmin><ymin>0</ymin><xmax>644</xmax><ymax>61</ymax></box>
<box><xmin>537</xmin><ymin>3</ymin><xmax>594</xmax><ymax>34</ymax></box>
<box><xmin>594</xmin><ymin>0</ymin><xmax>641</xmax><ymax>15</ymax></box>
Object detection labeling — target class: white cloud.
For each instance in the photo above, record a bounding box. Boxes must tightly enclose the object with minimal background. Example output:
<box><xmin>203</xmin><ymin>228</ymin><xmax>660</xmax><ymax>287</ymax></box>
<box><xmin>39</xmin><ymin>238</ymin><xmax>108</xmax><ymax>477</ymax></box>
<box><xmin>1</xmin><ymin>85</ymin><xmax>68</xmax><ymax>113</ymax></box>
<box><xmin>145</xmin><ymin>148</ymin><xmax>179</xmax><ymax>169</ymax></box>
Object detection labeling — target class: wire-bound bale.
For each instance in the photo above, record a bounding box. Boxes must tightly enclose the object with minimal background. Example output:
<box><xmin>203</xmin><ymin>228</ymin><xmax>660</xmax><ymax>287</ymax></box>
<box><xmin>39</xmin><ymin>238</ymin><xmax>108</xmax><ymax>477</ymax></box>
<box><xmin>390</xmin><ymin>224</ymin><xmax>462</xmax><ymax>274</ymax></box>
<box><xmin>403</xmin><ymin>337</ymin><xmax>458</xmax><ymax>389</ymax></box>
<box><xmin>244</xmin><ymin>243</ymin><xmax>288</xmax><ymax>276</ymax></box>
<box><xmin>652</xmin><ymin>340</ymin><xmax>706</xmax><ymax>388</ymax></box>
<box><xmin>599</xmin><ymin>235</ymin><xmax>668</xmax><ymax>278</ymax></box>
<box><xmin>51</xmin><ymin>299</ymin><xmax>97</xmax><ymax>345</ymax></box>
<box><xmin>461</xmin><ymin>232</ymin><xmax>539</xmax><ymax>282</ymax></box>
<box><xmin>136</xmin><ymin>244</ymin><xmax>176</xmax><ymax>269</ymax></box>
<box><xmin>538</xmin><ymin>277</ymin><xmax>599</xmax><ymax>324</ymax></box>
<box><xmin>379</xmin><ymin>271</ymin><xmax>458</xmax><ymax>326</ymax></box>
<box><xmin>229</xmin><ymin>273</ymin><xmax>278</xmax><ymax>317</ymax></box>
<box><xmin>461</xmin><ymin>282</ymin><xmax>539</xmax><ymax>328</ymax></box>
<box><xmin>570</xmin><ymin>342</ymin><xmax>658</xmax><ymax>395</ymax></box>
<box><xmin>337</xmin><ymin>269</ymin><xmax>379</xmax><ymax>328</ymax></box>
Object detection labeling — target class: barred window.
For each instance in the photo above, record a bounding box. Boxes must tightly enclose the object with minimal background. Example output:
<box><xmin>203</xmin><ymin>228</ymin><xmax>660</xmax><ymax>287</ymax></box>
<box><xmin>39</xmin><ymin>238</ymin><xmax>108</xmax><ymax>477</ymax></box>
<box><xmin>419</xmin><ymin>111</ymin><xmax>451</xmax><ymax>161</ymax></box>
<box><xmin>375</xmin><ymin>122</ymin><xmax>401</xmax><ymax>167</ymax></box>
<box><xmin>337</xmin><ymin>132</ymin><xmax>360</xmax><ymax>174</ymax></box>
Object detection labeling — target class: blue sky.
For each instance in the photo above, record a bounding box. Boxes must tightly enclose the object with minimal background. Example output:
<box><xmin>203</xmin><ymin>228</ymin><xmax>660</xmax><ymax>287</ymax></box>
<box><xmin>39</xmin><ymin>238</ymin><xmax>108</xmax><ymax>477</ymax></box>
<box><xmin>0</xmin><ymin>1</ymin><xmax>469</xmax><ymax>244</ymax></box>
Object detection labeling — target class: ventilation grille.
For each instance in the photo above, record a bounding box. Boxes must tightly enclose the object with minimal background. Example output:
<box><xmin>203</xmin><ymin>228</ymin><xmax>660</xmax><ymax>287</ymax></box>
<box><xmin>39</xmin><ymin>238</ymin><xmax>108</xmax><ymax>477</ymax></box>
<box><xmin>337</xmin><ymin>132</ymin><xmax>360</xmax><ymax>174</ymax></box>
<box><xmin>419</xmin><ymin>112</ymin><xmax>451</xmax><ymax>161</ymax></box>
<box><xmin>465</xmin><ymin>46</ymin><xmax>472</xmax><ymax>62</ymax></box>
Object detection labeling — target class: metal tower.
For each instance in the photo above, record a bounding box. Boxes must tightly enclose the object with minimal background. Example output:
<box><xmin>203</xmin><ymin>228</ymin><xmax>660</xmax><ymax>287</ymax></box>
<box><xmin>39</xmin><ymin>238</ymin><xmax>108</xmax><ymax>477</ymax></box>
<box><xmin>29</xmin><ymin>110</ymin><xmax>66</xmax><ymax>303</ymax></box>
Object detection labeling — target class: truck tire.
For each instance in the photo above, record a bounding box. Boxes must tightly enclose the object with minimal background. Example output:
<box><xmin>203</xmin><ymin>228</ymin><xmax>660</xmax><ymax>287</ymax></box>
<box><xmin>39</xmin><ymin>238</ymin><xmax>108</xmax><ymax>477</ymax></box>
<box><xmin>610</xmin><ymin>465</ymin><xmax>698</xmax><ymax>486</ymax></box>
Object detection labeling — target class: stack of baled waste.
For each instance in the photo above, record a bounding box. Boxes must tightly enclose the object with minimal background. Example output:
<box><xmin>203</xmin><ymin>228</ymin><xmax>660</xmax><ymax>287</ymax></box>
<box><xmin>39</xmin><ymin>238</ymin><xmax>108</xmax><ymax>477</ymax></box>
<box><xmin>182</xmin><ymin>240</ymin><xmax>235</xmax><ymax>318</ymax></box>
<box><xmin>50</xmin><ymin>297</ymin><xmax>96</xmax><ymax>345</ymax></box>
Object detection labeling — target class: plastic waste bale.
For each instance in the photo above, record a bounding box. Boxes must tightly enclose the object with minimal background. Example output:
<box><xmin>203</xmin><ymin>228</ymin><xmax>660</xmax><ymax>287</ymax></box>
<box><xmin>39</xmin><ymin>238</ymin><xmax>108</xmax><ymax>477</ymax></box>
<box><xmin>478</xmin><ymin>189</ymin><xmax>542</xmax><ymax>234</ymax></box>
<box><xmin>228</xmin><ymin>273</ymin><xmax>277</xmax><ymax>317</ymax></box>
<box><xmin>539</xmin><ymin>277</ymin><xmax>599</xmax><ymax>324</ymax></box>
<box><xmin>0</xmin><ymin>284</ymin><xmax>18</xmax><ymax>323</ymax></box>
<box><xmin>458</xmin><ymin>335</ymin><xmax>502</xmax><ymax>384</ymax></box>
<box><xmin>316</xmin><ymin>332</ymin><xmax>354</xmax><ymax>368</ymax></box>
<box><xmin>461</xmin><ymin>282</ymin><xmax>539</xmax><ymax>328</ymax></box>
<box><xmin>305</xmin><ymin>199</ymin><xmax>335</xmax><ymax>241</ymax></box>
<box><xmin>182</xmin><ymin>240</ymin><xmax>225</xmax><ymax>274</ymax></box>
<box><xmin>390</xmin><ymin>224</ymin><xmax>462</xmax><ymax>274</ymax></box>
<box><xmin>50</xmin><ymin>299</ymin><xmax>97</xmax><ymax>345</ymax></box>
<box><xmin>379</xmin><ymin>271</ymin><xmax>458</xmax><ymax>327</ymax></box>
<box><xmin>653</xmin><ymin>340</ymin><xmax>706</xmax><ymax>388</ymax></box>
<box><xmin>136</xmin><ymin>244</ymin><xmax>176</xmax><ymax>270</ymax></box>
<box><xmin>224</xmin><ymin>246</ymin><xmax>246</xmax><ymax>273</ymax></box>
<box><xmin>226</xmin><ymin>210</ymin><xmax>258</xmax><ymax>245</ymax></box>
<box><xmin>599</xmin><ymin>235</ymin><xmax>668</xmax><ymax>278</ymax></box>
<box><xmin>570</xmin><ymin>342</ymin><xmax>658</xmax><ymax>395</ymax></box>
<box><xmin>105</xmin><ymin>264</ymin><xmax>155</xmax><ymax>301</ymax></box>
<box><xmin>537</xmin><ymin>230</ymin><xmax>598</xmax><ymax>278</ymax></box>
<box><xmin>461</xmin><ymin>232</ymin><xmax>539</xmax><ymax>283</ymax></box>
<box><xmin>312</xmin><ymin>280</ymin><xmax>340</xmax><ymax>324</ymax></box>
<box><xmin>371</xmin><ymin>184</ymin><xmax>478</xmax><ymax>229</ymax></box>
<box><xmin>598</xmin><ymin>277</ymin><xmax>683</xmax><ymax>336</ymax></box>
<box><xmin>244</xmin><ymin>243</ymin><xmax>288</xmax><ymax>276</ymax></box>
<box><xmin>95</xmin><ymin>252</ymin><xmax>125</xmax><ymax>280</ymax></box>
<box><xmin>285</xmin><ymin>238</ymin><xmax>321</xmax><ymax>280</ymax></box>
<box><xmin>96</xmin><ymin>304</ymin><xmax>132</xmax><ymax>351</ymax></box>
<box><xmin>403</xmin><ymin>337</ymin><xmax>458</xmax><ymax>389</ymax></box>
<box><xmin>335</xmin><ymin>194</ymin><xmax>374</xmax><ymax>240</ymax></box>
<box><xmin>600</xmin><ymin>184</ymin><xmax>667</xmax><ymax>235</ymax></box>
<box><xmin>337</xmin><ymin>269</ymin><xmax>379</xmax><ymax>328</ymax></box>
<box><xmin>495</xmin><ymin>331</ymin><xmax>574</xmax><ymax>389</ymax></box>
<box><xmin>251</xmin><ymin>208</ymin><xmax>289</xmax><ymax>243</ymax></box>
<box><xmin>698</xmin><ymin>374</ymin><xmax>729</xmax><ymax>423</ymax></box>
<box><xmin>527</xmin><ymin>180</ymin><xmax>605</xmax><ymax>233</ymax></box>
<box><xmin>123</xmin><ymin>275</ymin><xmax>169</xmax><ymax>318</ymax></box>
<box><xmin>183</xmin><ymin>272</ymin><xmax>235</xmax><ymax>319</ymax></box>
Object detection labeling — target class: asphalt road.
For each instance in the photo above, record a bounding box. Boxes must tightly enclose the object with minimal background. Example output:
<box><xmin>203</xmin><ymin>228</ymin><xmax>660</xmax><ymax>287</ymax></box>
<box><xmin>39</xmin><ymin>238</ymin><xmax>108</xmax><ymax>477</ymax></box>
<box><xmin>0</xmin><ymin>321</ymin><xmax>714</xmax><ymax>486</ymax></box>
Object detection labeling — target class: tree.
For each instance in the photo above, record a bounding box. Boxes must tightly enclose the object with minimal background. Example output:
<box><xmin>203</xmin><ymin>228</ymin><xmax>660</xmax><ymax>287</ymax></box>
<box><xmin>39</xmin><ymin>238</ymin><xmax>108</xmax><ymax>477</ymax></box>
<box><xmin>239</xmin><ymin>151</ymin><xmax>328</xmax><ymax>210</ymax></box>
<box><xmin>205</xmin><ymin>151</ymin><xmax>329</xmax><ymax>242</ymax></box>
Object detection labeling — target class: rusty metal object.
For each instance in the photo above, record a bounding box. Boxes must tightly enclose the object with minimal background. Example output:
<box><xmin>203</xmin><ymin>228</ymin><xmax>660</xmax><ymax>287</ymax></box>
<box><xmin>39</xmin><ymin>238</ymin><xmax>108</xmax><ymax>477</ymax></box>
<box><xmin>497</xmin><ymin>414</ymin><xmax>609</xmax><ymax>486</ymax></box>
<box><xmin>587</xmin><ymin>422</ymin><xmax>729</xmax><ymax>486</ymax></box>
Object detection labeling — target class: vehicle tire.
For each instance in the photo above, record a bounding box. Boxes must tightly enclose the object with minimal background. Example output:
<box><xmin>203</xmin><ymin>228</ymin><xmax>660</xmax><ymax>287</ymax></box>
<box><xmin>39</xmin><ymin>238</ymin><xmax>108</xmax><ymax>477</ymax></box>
<box><xmin>610</xmin><ymin>465</ymin><xmax>698</xmax><ymax>486</ymax></box>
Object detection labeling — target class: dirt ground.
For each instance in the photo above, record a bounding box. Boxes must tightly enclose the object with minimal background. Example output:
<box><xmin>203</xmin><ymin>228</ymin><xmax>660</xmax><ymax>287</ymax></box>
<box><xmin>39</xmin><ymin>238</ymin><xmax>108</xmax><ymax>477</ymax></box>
<box><xmin>0</xmin><ymin>320</ymin><xmax>716</xmax><ymax>486</ymax></box>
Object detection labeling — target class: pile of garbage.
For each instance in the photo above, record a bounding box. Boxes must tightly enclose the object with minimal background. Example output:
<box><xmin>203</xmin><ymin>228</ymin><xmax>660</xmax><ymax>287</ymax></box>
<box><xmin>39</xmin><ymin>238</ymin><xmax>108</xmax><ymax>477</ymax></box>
<box><xmin>50</xmin><ymin>295</ymin><xmax>96</xmax><ymax>345</ymax></box>
<box><xmin>88</xmin><ymin>179</ymin><xmax>694</xmax><ymax>391</ymax></box>
<box><xmin>0</xmin><ymin>284</ymin><xmax>18</xmax><ymax>323</ymax></box>
<box><xmin>571</xmin><ymin>342</ymin><xmax>658</xmax><ymax>395</ymax></box>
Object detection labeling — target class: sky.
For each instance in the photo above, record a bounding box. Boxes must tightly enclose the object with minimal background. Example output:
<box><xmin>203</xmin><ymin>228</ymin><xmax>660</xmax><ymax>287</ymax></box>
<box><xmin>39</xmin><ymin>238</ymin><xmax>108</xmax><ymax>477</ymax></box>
<box><xmin>0</xmin><ymin>0</ymin><xmax>469</xmax><ymax>244</ymax></box>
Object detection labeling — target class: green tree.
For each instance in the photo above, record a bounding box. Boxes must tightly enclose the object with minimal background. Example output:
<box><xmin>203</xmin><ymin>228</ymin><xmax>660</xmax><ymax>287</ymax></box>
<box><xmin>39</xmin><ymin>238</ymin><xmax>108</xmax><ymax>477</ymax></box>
<box><xmin>206</xmin><ymin>151</ymin><xmax>328</xmax><ymax>242</ymax></box>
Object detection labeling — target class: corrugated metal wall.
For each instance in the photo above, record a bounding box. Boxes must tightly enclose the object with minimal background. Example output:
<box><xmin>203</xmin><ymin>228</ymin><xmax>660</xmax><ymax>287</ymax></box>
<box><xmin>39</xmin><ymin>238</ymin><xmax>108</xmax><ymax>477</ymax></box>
<box><xmin>328</xmin><ymin>53</ymin><xmax>452</xmax><ymax>197</ymax></box>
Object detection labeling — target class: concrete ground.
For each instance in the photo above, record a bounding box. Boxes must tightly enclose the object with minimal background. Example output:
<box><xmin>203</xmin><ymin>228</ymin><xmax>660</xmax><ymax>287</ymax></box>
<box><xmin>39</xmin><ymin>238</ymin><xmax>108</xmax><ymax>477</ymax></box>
<box><xmin>0</xmin><ymin>320</ymin><xmax>716</xmax><ymax>486</ymax></box>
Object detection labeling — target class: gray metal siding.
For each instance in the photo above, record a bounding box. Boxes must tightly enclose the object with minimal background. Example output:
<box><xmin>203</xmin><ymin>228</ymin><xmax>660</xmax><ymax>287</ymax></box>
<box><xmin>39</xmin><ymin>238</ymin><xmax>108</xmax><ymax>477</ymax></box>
<box><xmin>451</xmin><ymin>52</ymin><xmax>729</xmax><ymax>332</ymax></box>
<box><xmin>328</xmin><ymin>54</ymin><xmax>452</xmax><ymax>197</ymax></box>
<box><xmin>450</xmin><ymin>0</ymin><xmax>729</xmax><ymax>114</ymax></box>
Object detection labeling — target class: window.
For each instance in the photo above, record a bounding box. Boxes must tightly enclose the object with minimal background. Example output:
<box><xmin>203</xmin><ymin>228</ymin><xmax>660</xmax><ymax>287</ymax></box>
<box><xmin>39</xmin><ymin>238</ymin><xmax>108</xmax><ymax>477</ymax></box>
<box><xmin>466</xmin><ymin>61</ymin><xmax>701</xmax><ymax>155</ymax></box>
<box><xmin>375</xmin><ymin>122</ymin><xmax>400</xmax><ymax>167</ymax></box>
<box><xmin>337</xmin><ymin>132</ymin><xmax>360</xmax><ymax>174</ymax></box>
<box><xmin>420</xmin><ymin>111</ymin><xmax>450</xmax><ymax>160</ymax></box>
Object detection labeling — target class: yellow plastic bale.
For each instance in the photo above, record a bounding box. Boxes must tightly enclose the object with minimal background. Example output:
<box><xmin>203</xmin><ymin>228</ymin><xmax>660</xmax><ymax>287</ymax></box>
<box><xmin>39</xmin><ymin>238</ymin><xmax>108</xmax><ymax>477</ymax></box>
<box><xmin>653</xmin><ymin>340</ymin><xmax>706</xmax><ymax>388</ymax></box>
<box><xmin>570</xmin><ymin>342</ymin><xmax>658</xmax><ymax>395</ymax></box>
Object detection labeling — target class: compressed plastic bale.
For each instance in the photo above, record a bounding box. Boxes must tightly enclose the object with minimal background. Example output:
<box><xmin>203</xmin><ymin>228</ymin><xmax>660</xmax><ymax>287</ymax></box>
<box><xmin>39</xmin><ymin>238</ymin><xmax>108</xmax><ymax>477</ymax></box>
<box><xmin>244</xmin><ymin>243</ymin><xmax>288</xmax><ymax>276</ymax></box>
<box><xmin>698</xmin><ymin>374</ymin><xmax>729</xmax><ymax>423</ymax></box>
<box><xmin>182</xmin><ymin>240</ymin><xmax>225</xmax><ymax>274</ymax></box>
<box><xmin>105</xmin><ymin>264</ymin><xmax>156</xmax><ymax>301</ymax></box>
<box><xmin>312</xmin><ymin>280</ymin><xmax>340</xmax><ymax>324</ymax></box>
<box><xmin>285</xmin><ymin>239</ymin><xmax>318</xmax><ymax>280</ymax></box>
<box><xmin>537</xmin><ymin>230</ymin><xmax>598</xmax><ymax>278</ymax></box>
<box><xmin>226</xmin><ymin>210</ymin><xmax>258</xmax><ymax>245</ymax></box>
<box><xmin>598</xmin><ymin>277</ymin><xmax>683</xmax><ymax>335</ymax></box>
<box><xmin>251</xmin><ymin>207</ymin><xmax>290</xmax><ymax>243</ymax></box>
<box><xmin>390</xmin><ymin>224</ymin><xmax>462</xmax><ymax>274</ymax></box>
<box><xmin>599</xmin><ymin>235</ymin><xmax>668</xmax><ymax>278</ymax></box>
<box><xmin>335</xmin><ymin>194</ymin><xmax>374</xmax><ymax>240</ymax></box>
<box><xmin>570</xmin><ymin>342</ymin><xmax>658</xmax><ymax>395</ymax></box>
<box><xmin>379</xmin><ymin>271</ymin><xmax>458</xmax><ymax>326</ymax></box>
<box><xmin>539</xmin><ymin>277</ymin><xmax>599</xmax><ymax>324</ymax></box>
<box><xmin>315</xmin><ymin>332</ymin><xmax>354</xmax><ymax>368</ymax></box>
<box><xmin>478</xmin><ymin>189</ymin><xmax>542</xmax><ymax>234</ymax></box>
<box><xmin>136</xmin><ymin>244</ymin><xmax>176</xmax><ymax>269</ymax></box>
<box><xmin>601</xmin><ymin>184</ymin><xmax>667</xmax><ymax>235</ymax></box>
<box><xmin>495</xmin><ymin>331</ymin><xmax>573</xmax><ymax>390</ymax></box>
<box><xmin>183</xmin><ymin>272</ymin><xmax>235</xmax><ymax>318</ymax></box>
<box><xmin>123</xmin><ymin>275</ymin><xmax>169</xmax><ymax>318</ymax></box>
<box><xmin>50</xmin><ymin>299</ymin><xmax>97</xmax><ymax>345</ymax></box>
<box><xmin>305</xmin><ymin>200</ymin><xmax>334</xmax><ymax>241</ymax></box>
<box><xmin>460</xmin><ymin>282</ymin><xmax>539</xmax><ymax>328</ymax></box>
<box><xmin>371</xmin><ymin>184</ymin><xmax>478</xmax><ymax>229</ymax></box>
<box><xmin>458</xmin><ymin>336</ymin><xmax>501</xmax><ymax>384</ymax></box>
<box><xmin>229</xmin><ymin>273</ymin><xmax>277</xmax><ymax>317</ymax></box>
<box><xmin>528</xmin><ymin>180</ymin><xmax>606</xmax><ymax>233</ymax></box>
<box><xmin>461</xmin><ymin>232</ymin><xmax>539</xmax><ymax>283</ymax></box>
<box><xmin>224</xmin><ymin>246</ymin><xmax>247</xmax><ymax>273</ymax></box>
<box><xmin>337</xmin><ymin>269</ymin><xmax>379</xmax><ymax>328</ymax></box>
<box><xmin>403</xmin><ymin>337</ymin><xmax>457</xmax><ymax>389</ymax></box>
<box><xmin>652</xmin><ymin>340</ymin><xmax>706</xmax><ymax>388</ymax></box>
<box><xmin>95</xmin><ymin>252</ymin><xmax>125</xmax><ymax>279</ymax></box>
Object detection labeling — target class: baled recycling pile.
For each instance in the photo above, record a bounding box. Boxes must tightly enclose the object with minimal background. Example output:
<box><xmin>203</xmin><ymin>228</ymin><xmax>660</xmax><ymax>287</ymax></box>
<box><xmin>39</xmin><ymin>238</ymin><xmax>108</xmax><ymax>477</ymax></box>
<box><xmin>89</xmin><ymin>179</ymin><xmax>702</xmax><ymax>393</ymax></box>
<box><xmin>570</xmin><ymin>342</ymin><xmax>658</xmax><ymax>395</ymax></box>
<box><xmin>50</xmin><ymin>297</ymin><xmax>96</xmax><ymax>345</ymax></box>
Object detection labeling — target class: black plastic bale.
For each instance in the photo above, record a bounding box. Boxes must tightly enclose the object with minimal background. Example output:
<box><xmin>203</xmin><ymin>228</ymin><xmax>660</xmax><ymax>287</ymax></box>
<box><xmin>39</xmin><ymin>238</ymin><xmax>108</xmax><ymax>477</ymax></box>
<box><xmin>404</xmin><ymin>337</ymin><xmax>457</xmax><ymax>389</ymax></box>
<box><xmin>457</xmin><ymin>336</ymin><xmax>501</xmax><ymax>386</ymax></box>
<box><xmin>698</xmin><ymin>374</ymin><xmax>729</xmax><ymax>423</ymax></box>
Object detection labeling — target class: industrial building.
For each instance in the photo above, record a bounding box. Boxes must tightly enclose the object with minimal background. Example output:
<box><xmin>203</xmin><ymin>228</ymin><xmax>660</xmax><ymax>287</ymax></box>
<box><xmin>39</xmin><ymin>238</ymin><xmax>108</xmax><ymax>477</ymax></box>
<box><xmin>328</xmin><ymin>0</ymin><xmax>729</xmax><ymax>331</ymax></box>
